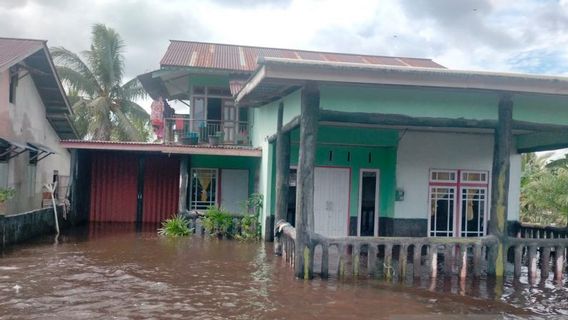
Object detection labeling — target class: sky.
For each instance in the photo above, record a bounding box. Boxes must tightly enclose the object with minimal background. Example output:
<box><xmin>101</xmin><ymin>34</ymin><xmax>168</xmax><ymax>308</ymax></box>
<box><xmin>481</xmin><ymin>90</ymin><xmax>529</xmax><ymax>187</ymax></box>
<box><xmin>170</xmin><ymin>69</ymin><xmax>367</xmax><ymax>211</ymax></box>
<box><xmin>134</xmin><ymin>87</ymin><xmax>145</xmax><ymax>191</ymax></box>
<box><xmin>3</xmin><ymin>0</ymin><xmax>568</xmax><ymax>82</ymax></box>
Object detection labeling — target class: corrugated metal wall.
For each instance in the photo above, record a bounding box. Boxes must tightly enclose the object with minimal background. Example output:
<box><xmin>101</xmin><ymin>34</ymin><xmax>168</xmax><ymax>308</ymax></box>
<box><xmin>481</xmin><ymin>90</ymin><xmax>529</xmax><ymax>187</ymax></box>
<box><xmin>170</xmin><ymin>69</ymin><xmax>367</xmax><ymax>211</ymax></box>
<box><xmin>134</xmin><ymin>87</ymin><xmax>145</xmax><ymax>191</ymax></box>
<box><xmin>89</xmin><ymin>152</ymin><xmax>180</xmax><ymax>223</ymax></box>
<box><xmin>90</xmin><ymin>152</ymin><xmax>138</xmax><ymax>222</ymax></box>
<box><xmin>142</xmin><ymin>155</ymin><xmax>180</xmax><ymax>223</ymax></box>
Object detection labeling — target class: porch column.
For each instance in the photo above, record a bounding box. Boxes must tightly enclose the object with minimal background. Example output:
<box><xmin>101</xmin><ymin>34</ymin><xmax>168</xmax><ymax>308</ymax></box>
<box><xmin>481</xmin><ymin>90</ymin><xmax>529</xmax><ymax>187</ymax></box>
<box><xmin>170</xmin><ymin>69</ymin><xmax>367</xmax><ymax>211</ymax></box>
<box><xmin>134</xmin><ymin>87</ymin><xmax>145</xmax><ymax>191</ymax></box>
<box><xmin>488</xmin><ymin>96</ymin><xmax>513</xmax><ymax>277</ymax></box>
<box><xmin>178</xmin><ymin>156</ymin><xmax>189</xmax><ymax>213</ymax></box>
<box><xmin>294</xmin><ymin>82</ymin><xmax>320</xmax><ymax>279</ymax></box>
<box><xmin>275</xmin><ymin>102</ymin><xmax>291</xmax><ymax>255</ymax></box>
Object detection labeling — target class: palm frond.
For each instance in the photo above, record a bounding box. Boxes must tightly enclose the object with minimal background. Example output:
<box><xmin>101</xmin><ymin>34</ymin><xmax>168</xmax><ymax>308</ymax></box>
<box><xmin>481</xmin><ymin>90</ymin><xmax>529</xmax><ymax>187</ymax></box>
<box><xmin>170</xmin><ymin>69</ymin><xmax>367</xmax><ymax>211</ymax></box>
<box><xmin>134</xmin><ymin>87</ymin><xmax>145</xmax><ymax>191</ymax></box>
<box><xmin>85</xmin><ymin>24</ymin><xmax>125</xmax><ymax>95</ymax></box>
<box><xmin>55</xmin><ymin>66</ymin><xmax>99</xmax><ymax>98</ymax></box>
<box><xmin>112</xmin><ymin>107</ymin><xmax>142</xmax><ymax>141</ymax></box>
<box><xmin>120</xmin><ymin>78</ymin><xmax>147</xmax><ymax>101</ymax></box>
<box><xmin>87</xmin><ymin>97</ymin><xmax>112</xmax><ymax>140</ymax></box>
<box><xmin>50</xmin><ymin>46</ymin><xmax>101</xmax><ymax>96</ymax></box>
<box><xmin>119</xmin><ymin>100</ymin><xmax>149</xmax><ymax>120</ymax></box>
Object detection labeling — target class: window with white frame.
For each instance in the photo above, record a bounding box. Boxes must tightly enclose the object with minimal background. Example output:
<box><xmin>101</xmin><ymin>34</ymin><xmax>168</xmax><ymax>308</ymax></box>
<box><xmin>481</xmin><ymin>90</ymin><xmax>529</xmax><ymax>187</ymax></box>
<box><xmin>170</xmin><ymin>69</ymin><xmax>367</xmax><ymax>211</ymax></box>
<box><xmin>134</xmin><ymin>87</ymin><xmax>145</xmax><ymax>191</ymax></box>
<box><xmin>190</xmin><ymin>168</ymin><xmax>218</xmax><ymax>211</ymax></box>
<box><xmin>428</xmin><ymin>169</ymin><xmax>489</xmax><ymax>237</ymax></box>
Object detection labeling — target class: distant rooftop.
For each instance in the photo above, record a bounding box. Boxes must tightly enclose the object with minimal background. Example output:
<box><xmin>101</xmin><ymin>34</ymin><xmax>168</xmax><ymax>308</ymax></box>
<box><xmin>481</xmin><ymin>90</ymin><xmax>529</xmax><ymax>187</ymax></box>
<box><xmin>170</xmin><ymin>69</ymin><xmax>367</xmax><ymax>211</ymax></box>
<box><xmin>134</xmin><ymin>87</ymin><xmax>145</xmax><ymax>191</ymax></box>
<box><xmin>160</xmin><ymin>40</ymin><xmax>445</xmax><ymax>72</ymax></box>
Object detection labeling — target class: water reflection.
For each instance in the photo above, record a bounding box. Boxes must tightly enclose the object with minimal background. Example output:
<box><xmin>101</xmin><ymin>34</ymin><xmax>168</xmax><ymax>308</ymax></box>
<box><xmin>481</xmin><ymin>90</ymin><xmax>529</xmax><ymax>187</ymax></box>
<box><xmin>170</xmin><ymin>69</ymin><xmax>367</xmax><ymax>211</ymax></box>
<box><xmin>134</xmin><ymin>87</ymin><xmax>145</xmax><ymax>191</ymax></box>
<box><xmin>0</xmin><ymin>224</ymin><xmax>564</xmax><ymax>319</ymax></box>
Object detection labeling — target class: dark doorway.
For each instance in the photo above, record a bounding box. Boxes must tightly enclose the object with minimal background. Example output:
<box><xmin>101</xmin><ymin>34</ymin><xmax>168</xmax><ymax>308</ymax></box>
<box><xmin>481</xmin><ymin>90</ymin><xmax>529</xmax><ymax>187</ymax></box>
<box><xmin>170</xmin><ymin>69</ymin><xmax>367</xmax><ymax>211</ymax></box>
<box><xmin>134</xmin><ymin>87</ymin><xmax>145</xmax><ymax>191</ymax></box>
<box><xmin>207</xmin><ymin>98</ymin><xmax>222</xmax><ymax>121</ymax></box>
<box><xmin>360</xmin><ymin>170</ymin><xmax>378</xmax><ymax>236</ymax></box>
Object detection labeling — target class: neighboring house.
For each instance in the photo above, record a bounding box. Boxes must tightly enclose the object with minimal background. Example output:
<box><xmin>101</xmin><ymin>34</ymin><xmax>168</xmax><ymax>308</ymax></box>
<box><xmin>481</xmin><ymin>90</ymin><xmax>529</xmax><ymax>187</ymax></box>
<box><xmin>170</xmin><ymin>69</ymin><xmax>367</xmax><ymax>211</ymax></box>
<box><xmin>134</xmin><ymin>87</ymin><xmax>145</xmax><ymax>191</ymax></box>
<box><xmin>63</xmin><ymin>40</ymin><xmax>568</xmax><ymax>242</ymax></box>
<box><xmin>0</xmin><ymin>37</ymin><xmax>76</xmax><ymax>215</ymax></box>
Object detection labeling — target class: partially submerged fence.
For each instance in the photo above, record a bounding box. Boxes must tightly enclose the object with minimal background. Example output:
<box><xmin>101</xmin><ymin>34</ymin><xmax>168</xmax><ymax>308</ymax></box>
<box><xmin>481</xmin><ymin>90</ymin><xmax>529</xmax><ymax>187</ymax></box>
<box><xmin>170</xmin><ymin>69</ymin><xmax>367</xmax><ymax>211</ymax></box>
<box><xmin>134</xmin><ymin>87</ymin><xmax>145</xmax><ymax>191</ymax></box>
<box><xmin>518</xmin><ymin>223</ymin><xmax>568</xmax><ymax>239</ymax></box>
<box><xmin>278</xmin><ymin>223</ymin><xmax>568</xmax><ymax>282</ymax></box>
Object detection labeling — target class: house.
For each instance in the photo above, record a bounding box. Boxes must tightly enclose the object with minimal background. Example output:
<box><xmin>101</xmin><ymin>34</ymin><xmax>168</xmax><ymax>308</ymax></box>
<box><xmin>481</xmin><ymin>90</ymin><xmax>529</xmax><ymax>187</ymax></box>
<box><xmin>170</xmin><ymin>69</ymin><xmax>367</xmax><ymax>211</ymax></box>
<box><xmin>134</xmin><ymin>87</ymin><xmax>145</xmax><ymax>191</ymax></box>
<box><xmin>0</xmin><ymin>38</ymin><xmax>76</xmax><ymax>245</ymax></box>
<box><xmin>0</xmin><ymin>37</ymin><xmax>76</xmax><ymax>213</ymax></box>
<box><xmin>62</xmin><ymin>40</ymin><xmax>568</xmax><ymax>250</ymax></box>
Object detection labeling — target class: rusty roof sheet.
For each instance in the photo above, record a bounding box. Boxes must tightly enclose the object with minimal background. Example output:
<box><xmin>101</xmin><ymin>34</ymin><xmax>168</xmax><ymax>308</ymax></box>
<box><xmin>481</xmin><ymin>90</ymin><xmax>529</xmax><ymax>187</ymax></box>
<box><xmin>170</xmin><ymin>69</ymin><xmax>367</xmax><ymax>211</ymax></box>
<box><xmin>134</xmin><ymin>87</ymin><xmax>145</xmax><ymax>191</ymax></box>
<box><xmin>60</xmin><ymin>140</ymin><xmax>262</xmax><ymax>157</ymax></box>
<box><xmin>160</xmin><ymin>40</ymin><xmax>445</xmax><ymax>72</ymax></box>
<box><xmin>0</xmin><ymin>37</ymin><xmax>44</xmax><ymax>70</ymax></box>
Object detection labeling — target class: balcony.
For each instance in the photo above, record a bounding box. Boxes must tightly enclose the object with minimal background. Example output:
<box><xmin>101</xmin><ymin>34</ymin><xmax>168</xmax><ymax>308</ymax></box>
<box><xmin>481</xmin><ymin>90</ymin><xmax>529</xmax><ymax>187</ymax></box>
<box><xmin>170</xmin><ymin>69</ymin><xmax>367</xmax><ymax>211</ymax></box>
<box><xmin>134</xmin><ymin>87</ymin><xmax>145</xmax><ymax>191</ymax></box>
<box><xmin>164</xmin><ymin>117</ymin><xmax>250</xmax><ymax>146</ymax></box>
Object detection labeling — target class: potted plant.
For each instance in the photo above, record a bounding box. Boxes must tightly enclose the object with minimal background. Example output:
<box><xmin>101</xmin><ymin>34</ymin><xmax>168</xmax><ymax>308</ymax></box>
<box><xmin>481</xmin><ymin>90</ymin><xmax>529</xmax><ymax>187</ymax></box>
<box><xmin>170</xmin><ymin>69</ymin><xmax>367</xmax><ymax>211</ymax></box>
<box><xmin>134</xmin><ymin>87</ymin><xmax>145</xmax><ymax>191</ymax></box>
<box><xmin>236</xmin><ymin>130</ymin><xmax>249</xmax><ymax>145</ymax></box>
<box><xmin>0</xmin><ymin>187</ymin><xmax>15</xmax><ymax>215</ymax></box>
<box><xmin>181</xmin><ymin>131</ymin><xmax>199</xmax><ymax>145</ymax></box>
<box><xmin>209</xmin><ymin>131</ymin><xmax>224</xmax><ymax>146</ymax></box>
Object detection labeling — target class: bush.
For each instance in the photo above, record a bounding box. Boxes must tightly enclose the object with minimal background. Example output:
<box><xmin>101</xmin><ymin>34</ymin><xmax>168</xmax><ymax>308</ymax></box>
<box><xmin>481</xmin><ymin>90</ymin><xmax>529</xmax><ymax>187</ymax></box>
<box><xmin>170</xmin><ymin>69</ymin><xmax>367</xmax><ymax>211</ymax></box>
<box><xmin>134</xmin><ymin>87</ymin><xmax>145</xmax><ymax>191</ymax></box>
<box><xmin>236</xmin><ymin>193</ymin><xmax>263</xmax><ymax>241</ymax></box>
<box><xmin>236</xmin><ymin>214</ymin><xmax>259</xmax><ymax>241</ymax></box>
<box><xmin>202</xmin><ymin>206</ymin><xmax>233</xmax><ymax>238</ymax></box>
<box><xmin>0</xmin><ymin>187</ymin><xmax>15</xmax><ymax>203</ymax></box>
<box><xmin>158</xmin><ymin>215</ymin><xmax>191</xmax><ymax>237</ymax></box>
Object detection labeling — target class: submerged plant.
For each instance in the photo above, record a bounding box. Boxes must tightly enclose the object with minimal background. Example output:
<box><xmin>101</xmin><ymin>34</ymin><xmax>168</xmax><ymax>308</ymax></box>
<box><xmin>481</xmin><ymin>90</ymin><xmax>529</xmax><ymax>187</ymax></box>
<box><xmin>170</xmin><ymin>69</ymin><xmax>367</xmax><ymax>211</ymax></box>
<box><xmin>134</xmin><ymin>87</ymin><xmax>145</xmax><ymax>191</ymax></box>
<box><xmin>202</xmin><ymin>206</ymin><xmax>233</xmax><ymax>238</ymax></box>
<box><xmin>158</xmin><ymin>215</ymin><xmax>191</xmax><ymax>237</ymax></box>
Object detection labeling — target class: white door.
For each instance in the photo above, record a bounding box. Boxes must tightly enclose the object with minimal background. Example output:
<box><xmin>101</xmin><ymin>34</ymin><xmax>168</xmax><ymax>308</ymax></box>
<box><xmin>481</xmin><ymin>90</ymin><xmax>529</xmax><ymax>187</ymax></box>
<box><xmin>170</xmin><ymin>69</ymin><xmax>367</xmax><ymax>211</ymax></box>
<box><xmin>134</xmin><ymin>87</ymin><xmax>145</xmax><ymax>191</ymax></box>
<box><xmin>220</xmin><ymin>169</ymin><xmax>249</xmax><ymax>214</ymax></box>
<box><xmin>314</xmin><ymin>167</ymin><xmax>350</xmax><ymax>237</ymax></box>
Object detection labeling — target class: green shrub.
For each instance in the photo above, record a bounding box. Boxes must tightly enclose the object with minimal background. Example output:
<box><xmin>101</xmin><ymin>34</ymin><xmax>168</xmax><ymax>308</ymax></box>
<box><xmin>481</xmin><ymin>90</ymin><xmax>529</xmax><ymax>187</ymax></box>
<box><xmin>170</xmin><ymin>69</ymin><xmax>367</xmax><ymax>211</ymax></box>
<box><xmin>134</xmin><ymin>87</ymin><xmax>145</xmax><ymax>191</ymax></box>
<box><xmin>202</xmin><ymin>206</ymin><xmax>233</xmax><ymax>238</ymax></box>
<box><xmin>0</xmin><ymin>187</ymin><xmax>15</xmax><ymax>203</ymax></box>
<box><xmin>158</xmin><ymin>215</ymin><xmax>191</xmax><ymax>237</ymax></box>
<box><xmin>236</xmin><ymin>214</ymin><xmax>259</xmax><ymax>241</ymax></box>
<box><xmin>236</xmin><ymin>193</ymin><xmax>263</xmax><ymax>241</ymax></box>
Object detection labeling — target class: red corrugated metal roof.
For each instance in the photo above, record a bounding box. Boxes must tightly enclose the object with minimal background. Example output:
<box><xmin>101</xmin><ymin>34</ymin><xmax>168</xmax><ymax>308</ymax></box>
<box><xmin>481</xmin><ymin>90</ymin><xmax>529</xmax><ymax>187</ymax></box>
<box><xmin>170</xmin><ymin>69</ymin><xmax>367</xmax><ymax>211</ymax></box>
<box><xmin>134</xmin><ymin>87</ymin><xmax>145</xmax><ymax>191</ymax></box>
<box><xmin>60</xmin><ymin>140</ymin><xmax>262</xmax><ymax>157</ymax></box>
<box><xmin>160</xmin><ymin>40</ymin><xmax>445</xmax><ymax>72</ymax></box>
<box><xmin>0</xmin><ymin>37</ymin><xmax>44</xmax><ymax>70</ymax></box>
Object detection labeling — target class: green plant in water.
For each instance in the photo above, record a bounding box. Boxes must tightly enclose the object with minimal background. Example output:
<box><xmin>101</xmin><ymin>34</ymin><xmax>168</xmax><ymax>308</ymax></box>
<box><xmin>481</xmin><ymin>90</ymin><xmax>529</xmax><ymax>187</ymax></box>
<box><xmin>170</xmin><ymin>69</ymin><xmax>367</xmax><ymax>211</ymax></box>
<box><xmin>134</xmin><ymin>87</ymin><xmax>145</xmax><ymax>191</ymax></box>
<box><xmin>202</xmin><ymin>206</ymin><xmax>233</xmax><ymax>238</ymax></box>
<box><xmin>158</xmin><ymin>215</ymin><xmax>191</xmax><ymax>237</ymax></box>
<box><xmin>0</xmin><ymin>187</ymin><xmax>15</xmax><ymax>203</ymax></box>
<box><xmin>236</xmin><ymin>193</ymin><xmax>263</xmax><ymax>241</ymax></box>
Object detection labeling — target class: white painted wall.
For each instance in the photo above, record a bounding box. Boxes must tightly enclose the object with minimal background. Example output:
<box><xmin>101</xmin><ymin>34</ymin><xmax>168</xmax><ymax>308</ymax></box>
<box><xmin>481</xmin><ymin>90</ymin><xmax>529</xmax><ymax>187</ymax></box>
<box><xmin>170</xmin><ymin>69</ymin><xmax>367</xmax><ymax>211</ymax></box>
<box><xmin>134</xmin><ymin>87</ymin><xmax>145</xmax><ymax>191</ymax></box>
<box><xmin>395</xmin><ymin>131</ymin><xmax>521</xmax><ymax>222</ymax></box>
<box><xmin>0</xmin><ymin>70</ymin><xmax>71</xmax><ymax>214</ymax></box>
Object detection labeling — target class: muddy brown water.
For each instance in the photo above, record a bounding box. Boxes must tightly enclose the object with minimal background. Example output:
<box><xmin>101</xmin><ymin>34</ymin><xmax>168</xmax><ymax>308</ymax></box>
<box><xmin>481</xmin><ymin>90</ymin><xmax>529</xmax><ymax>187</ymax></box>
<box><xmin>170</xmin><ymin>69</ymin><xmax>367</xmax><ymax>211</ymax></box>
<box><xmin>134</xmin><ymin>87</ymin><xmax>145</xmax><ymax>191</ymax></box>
<box><xmin>0</xmin><ymin>224</ymin><xmax>566</xmax><ymax>319</ymax></box>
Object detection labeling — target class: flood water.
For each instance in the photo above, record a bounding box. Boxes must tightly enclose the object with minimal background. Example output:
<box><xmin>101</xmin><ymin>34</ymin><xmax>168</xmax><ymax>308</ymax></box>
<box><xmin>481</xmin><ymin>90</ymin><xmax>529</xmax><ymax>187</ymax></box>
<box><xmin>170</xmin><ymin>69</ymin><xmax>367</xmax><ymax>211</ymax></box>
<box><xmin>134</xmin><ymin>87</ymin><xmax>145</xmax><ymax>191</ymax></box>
<box><xmin>0</xmin><ymin>224</ymin><xmax>566</xmax><ymax>319</ymax></box>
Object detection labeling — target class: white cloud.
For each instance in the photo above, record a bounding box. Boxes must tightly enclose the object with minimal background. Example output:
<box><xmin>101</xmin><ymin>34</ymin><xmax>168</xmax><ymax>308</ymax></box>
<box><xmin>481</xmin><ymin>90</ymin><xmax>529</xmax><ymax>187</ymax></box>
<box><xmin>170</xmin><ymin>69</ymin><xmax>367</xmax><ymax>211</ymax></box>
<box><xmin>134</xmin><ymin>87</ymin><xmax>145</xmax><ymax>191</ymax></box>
<box><xmin>2</xmin><ymin>0</ymin><xmax>568</xmax><ymax>76</ymax></box>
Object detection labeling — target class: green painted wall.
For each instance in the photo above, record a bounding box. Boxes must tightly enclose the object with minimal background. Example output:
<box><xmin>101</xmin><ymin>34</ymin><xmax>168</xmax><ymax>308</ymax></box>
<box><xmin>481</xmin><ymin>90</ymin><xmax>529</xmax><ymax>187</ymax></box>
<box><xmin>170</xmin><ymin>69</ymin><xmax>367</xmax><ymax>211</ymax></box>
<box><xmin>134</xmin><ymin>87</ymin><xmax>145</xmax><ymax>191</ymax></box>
<box><xmin>189</xmin><ymin>155</ymin><xmax>259</xmax><ymax>196</ymax></box>
<box><xmin>320</xmin><ymin>84</ymin><xmax>500</xmax><ymax>120</ymax></box>
<box><xmin>251</xmin><ymin>89</ymin><xmax>301</xmax><ymax>147</ymax></box>
<box><xmin>188</xmin><ymin>74</ymin><xmax>230</xmax><ymax>88</ymax></box>
<box><xmin>514</xmin><ymin>94</ymin><xmax>568</xmax><ymax>126</ymax></box>
<box><xmin>289</xmin><ymin>126</ymin><xmax>398</xmax><ymax>219</ymax></box>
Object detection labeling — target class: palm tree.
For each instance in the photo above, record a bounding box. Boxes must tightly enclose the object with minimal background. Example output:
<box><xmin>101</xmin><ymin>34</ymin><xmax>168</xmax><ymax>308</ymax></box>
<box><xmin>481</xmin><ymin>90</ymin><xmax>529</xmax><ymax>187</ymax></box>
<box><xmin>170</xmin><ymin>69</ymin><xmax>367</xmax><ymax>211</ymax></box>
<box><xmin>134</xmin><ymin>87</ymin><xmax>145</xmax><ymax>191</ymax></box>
<box><xmin>51</xmin><ymin>24</ymin><xmax>149</xmax><ymax>141</ymax></box>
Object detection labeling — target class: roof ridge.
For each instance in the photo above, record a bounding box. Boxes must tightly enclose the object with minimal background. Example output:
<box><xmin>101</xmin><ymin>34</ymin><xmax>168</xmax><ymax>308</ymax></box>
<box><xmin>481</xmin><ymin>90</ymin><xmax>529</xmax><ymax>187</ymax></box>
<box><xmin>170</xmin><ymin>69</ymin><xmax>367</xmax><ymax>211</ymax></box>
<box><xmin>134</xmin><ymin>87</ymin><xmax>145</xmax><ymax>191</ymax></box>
<box><xmin>168</xmin><ymin>39</ymin><xmax>440</xmax><ymax>63</ymax></box>
<box><xmin>0</xmin><ymin>36</ymin><xmax>47</xmax><ymax>43</ymax></box>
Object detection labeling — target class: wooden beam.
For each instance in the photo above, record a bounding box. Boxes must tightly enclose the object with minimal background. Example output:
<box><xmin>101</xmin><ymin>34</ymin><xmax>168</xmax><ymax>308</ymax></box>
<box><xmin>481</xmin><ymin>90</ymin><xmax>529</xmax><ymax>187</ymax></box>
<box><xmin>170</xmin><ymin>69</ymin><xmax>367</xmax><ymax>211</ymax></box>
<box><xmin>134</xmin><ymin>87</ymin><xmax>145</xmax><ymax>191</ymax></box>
<box><xmin>274</xmin><ymin>102</ymin><xmax>291</xmax><ymax>255</ymax></box>
<box><xmin>294</xmin><ymin>82</ymin><xmax>320</xmax><ymax>279</ymax></box>
<box><xmin>267</xmin><ymin>116</ymin><xmax>300</xmax><ymax>143</ymax></box>
<box><xmin>320</xmin><ymin>109</ymin><xmax>568</xmax><ymax>132</ymax></box>
<box><xmin>487</xmin><ymin>96</ymin><xmax>513</xmax><ymax>277</ymax></box>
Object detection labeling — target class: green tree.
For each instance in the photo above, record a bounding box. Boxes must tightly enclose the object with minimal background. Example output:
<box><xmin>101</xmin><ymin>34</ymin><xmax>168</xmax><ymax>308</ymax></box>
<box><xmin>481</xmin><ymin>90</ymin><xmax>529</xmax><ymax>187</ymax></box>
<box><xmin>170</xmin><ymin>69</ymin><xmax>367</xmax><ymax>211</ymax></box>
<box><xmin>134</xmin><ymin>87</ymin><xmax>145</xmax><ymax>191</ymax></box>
<box><xmin>521</xmin><ymin>152</ymin><xmax>568</xmax><ymax>226</ymax></box>
<box><xmin>51</xmin><ymin>24</ymin><xmax>150</xmax><ymax>141</ymax></box>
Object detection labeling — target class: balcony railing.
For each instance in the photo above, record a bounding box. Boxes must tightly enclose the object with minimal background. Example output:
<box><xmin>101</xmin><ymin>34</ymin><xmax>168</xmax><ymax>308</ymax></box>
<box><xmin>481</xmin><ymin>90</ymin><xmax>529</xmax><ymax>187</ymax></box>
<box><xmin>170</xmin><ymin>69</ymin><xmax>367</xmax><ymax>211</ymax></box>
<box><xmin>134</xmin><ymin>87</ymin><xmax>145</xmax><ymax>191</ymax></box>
<box><xmin>164</xmin><ymin>117</ymin><xmax>250</xmax><ymax>146</ymax></box>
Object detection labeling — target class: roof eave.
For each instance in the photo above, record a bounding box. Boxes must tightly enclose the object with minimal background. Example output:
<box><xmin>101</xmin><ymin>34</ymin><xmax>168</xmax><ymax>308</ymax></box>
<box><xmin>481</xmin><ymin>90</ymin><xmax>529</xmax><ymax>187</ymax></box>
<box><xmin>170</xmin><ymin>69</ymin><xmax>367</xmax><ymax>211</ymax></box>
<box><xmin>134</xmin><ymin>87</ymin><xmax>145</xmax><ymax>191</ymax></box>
<box><xmin>236</xmin><ymin>58</ymin><xmax>568</xmax><ymax>105</ymax></box>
